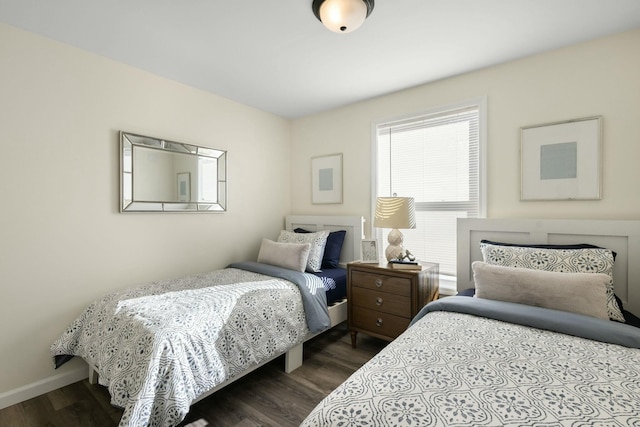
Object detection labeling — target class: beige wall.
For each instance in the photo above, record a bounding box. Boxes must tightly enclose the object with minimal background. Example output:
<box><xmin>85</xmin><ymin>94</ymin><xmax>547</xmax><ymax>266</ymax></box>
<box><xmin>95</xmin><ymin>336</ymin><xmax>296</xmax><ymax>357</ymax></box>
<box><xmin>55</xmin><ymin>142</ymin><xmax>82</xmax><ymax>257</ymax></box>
<box><xmin>0</xmin><ymin>23</ymin><xmax>291</xmax><ymax>402</ymax></box>
<box><xmin>291</xmin><ymin>29</ymin><xmax>640</xmax><ymax>237</ymax></box>
<box><xmin>2</xmin><ymin>21</ymin><xmax>639</xmax><ymax>406</ymax></box>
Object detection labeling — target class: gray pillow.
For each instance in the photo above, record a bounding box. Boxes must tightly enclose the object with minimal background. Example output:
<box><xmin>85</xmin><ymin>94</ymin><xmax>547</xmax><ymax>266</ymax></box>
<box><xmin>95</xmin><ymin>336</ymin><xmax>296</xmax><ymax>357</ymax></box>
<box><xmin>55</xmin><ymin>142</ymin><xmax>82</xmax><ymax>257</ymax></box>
<box><xmin>277</xmin><ymin>229</ymin><xmax>329</xmax><ymax>272</ymax></box>
<box><xmin>479</xmin><ymin>242</ymin><xmax>623</xmax><ymax>322</ymax></box>
<box><xmin>257</xmin><ymin>239</ymin><xmax>310</xmax><ymax>272</ymax></box>
<box><xmin>472</xmin><ymin>261</ymin><xmax>610</xmax><ymax>320</ymax></box>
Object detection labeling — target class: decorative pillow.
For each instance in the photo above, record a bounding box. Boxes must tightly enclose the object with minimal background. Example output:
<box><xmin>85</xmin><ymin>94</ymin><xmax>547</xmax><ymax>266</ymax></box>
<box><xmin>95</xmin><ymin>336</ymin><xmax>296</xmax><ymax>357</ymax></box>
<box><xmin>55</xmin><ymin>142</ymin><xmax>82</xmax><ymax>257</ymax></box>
<box><xmin>479</xmin><ymin>241</ymin><xmax>624</xmax><ymax>322</ymax></box>
<box><xmin>472</xmin><ymin>261</ymin><xmax>610</xmax><ymax>320</ymax></box>
<box><xmin>481</xmin><ymin>239</ymin><xmax>617</xmax><ymax>259</ymax></box>
<box><xmin>257</xmin><ymin>239</ymin><xmax>310</xmax><ymax>272</ymax></box>
<box><xmin>294</xmin><ymin>228</ymin><xmax>346</xmax><ymax>269</ymax></box>
<box><xmin>278</xmin><ymin>229</ymin><xmax>330</xmax><ymax>273</ymax></box>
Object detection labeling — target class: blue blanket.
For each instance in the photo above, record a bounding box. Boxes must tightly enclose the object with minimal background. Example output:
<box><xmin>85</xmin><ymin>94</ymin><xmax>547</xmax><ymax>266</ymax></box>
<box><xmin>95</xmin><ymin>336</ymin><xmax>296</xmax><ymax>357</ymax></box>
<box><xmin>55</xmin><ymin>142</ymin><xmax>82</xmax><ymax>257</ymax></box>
<box><xmin>229</xmin><ymin>261</ymin><xmax>330</xmax><ymax>333</ymax></box>
<box><xmin>411</xmin><ymin>296</ymin><xmax>640</xmax><ymax>349</ymax></box>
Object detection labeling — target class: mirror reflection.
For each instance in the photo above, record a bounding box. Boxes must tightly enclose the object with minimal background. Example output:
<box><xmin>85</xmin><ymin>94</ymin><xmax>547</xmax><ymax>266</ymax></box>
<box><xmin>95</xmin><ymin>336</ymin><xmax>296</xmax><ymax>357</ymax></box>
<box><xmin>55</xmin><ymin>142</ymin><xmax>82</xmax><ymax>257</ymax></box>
<box><xmin>120</xmin><ymin>132</ymin><xmax>227</xmax><ymax>212</ymax></box>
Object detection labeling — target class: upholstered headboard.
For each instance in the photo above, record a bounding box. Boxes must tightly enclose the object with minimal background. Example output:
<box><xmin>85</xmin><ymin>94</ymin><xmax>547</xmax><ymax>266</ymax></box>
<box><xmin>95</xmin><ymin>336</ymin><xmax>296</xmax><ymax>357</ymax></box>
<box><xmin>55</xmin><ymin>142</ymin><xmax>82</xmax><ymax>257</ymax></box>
<box><xmin>457</xmin><ymin>218</ymin><xmax>640</xmax><ymax>315</ymax></box>
<box><xmin>286</xmin><ymin>215</ymin><xmax>365</xmax><ymax>267</ymax></box>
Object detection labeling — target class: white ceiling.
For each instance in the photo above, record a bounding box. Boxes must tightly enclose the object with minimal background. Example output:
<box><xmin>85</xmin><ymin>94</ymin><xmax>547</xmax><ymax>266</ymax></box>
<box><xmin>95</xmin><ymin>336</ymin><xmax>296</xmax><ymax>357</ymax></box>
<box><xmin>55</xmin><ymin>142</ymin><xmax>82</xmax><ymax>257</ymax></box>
<box><xmin>2</xmin><ymin>0</ymin><xmax>640</xmax><ymax>119</ymax></box>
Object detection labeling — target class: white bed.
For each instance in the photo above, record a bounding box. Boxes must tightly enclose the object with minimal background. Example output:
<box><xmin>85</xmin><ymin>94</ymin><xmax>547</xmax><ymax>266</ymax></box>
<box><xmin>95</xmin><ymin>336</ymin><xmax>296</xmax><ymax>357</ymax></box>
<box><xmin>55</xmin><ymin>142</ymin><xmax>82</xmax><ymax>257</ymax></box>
<box><xmin>457</xmin><ymin>218</ymin><xmax>640</xmax><ymax>315</ymax></box>
<box><xmin>301</xmin><ymin>218</ymin><xmax>640</xmax><ymax>426</ymax></box>
<box><xmin>51</xmin><ymin>215</ymin><xmax>364</xmax><ymax>427</ymax></box>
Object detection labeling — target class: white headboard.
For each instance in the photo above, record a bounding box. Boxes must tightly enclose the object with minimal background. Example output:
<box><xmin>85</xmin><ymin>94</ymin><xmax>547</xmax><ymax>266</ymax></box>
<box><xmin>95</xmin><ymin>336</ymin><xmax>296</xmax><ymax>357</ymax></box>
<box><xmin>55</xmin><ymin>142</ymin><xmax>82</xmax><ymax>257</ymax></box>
<box><xmin>457</xmin><ymin>218</ymin><xmax>640</xmax><ymax>315</ymax></box>
<box><xmin>286</xmin><ymin>215</ymin><xmax>365</xmax><ymax>267</ymax></box>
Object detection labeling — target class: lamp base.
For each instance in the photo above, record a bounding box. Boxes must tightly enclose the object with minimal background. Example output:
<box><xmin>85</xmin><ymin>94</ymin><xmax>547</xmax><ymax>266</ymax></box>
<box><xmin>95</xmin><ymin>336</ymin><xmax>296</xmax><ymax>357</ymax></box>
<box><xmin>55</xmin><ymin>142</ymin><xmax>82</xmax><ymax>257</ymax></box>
<box><xmin>384</xmin><ymin>228</ymin><xmax>404</xmax><ymax>262</ymax></box>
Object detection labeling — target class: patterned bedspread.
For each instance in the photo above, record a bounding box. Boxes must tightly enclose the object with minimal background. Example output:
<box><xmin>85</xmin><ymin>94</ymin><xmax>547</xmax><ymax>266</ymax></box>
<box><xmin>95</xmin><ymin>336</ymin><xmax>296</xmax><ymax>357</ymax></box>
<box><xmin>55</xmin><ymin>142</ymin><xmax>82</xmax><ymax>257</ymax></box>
<box><xmin>302</xmin><ymin>297</ymin><xmax>640</xmax><ymax>426</ymax></box>
<box><xmin>51</xmin><ymin>267</ymin><xmax>312</xmax><ymax>427</ymax></box>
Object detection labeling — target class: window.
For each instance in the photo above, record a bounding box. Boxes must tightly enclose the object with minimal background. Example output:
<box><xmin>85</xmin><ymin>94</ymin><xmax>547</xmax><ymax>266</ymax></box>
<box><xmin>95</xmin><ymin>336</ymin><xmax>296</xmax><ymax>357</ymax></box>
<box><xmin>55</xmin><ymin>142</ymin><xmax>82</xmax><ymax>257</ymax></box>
<box><xmin>373</xmin><ymin>98</ymin><xmax>486</xmax><ymax>293</ymax></box>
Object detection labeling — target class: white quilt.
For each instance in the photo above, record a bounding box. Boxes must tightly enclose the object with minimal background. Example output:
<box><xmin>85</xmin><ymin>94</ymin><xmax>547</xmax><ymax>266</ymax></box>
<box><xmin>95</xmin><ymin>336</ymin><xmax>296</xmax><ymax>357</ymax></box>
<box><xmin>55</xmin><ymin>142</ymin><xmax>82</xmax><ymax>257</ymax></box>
<box><xmin>51</xmin><ymin>268</ymin><xmax>308</xmax><ymax>427</ymax></box>
<box><xmin>302</xmin><ymin>310</ymin><xmax>640</xmax><ymax>426</ymax></box>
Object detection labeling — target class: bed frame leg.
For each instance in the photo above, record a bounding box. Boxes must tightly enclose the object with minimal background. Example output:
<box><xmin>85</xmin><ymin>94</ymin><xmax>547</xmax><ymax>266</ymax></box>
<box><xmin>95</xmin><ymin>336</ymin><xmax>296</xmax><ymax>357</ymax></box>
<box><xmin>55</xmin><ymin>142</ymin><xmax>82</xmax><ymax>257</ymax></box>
<box><xmin>88</xmin><ymin>366</ymin><xmax>98</xmax><ymax>384</ymax></box>
<box><xmin>285</xmin><ymin>343</ymin><xmax>303</xmax><ymax>373</ymax></box>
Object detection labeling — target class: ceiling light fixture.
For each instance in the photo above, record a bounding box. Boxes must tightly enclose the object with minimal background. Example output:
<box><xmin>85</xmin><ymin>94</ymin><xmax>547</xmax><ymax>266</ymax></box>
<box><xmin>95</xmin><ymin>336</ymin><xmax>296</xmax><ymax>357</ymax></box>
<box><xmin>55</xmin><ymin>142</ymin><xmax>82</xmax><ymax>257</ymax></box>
<box><xmin>312</xmin><ymin>0</ymin><xmax>375</xmax><ymax>33</ymax></box>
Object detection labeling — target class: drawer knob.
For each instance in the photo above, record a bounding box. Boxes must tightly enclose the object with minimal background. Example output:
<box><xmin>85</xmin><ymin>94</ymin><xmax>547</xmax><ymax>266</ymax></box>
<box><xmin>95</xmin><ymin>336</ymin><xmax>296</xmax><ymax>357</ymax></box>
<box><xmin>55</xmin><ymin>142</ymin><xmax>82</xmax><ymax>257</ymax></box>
<box><xmin>375</xmin><ymin>279</ymin><xmax>383</xmax><ymax>287</ymax></box>
<box><xmin>375</xmin><ymin>297</ymin><xmax>383</xmax><ymax>306</ymax></box>
<box><xmin>376</xmin><ymin>317</ymin><xmax>383</xmax><ymax>327</ymax></box>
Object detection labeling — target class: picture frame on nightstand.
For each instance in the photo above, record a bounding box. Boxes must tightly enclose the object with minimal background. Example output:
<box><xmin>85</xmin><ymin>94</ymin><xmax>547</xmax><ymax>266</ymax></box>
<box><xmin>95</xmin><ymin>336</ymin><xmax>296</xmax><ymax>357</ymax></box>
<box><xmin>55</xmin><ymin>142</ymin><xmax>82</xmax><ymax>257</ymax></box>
<box><xmin>360</xmin><ymin>239</ymin><xmax>378</xmax><ymax>263</ymax></box>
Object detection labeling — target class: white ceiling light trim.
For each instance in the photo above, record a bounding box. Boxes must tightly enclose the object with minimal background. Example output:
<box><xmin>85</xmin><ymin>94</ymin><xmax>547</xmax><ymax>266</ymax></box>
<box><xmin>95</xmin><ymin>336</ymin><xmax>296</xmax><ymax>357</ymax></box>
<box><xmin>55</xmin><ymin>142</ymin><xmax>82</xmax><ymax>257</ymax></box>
<box><xmin>312</xmin><ymin>0</ymin><xmax>375</xmax><ymax>33</ymax></box>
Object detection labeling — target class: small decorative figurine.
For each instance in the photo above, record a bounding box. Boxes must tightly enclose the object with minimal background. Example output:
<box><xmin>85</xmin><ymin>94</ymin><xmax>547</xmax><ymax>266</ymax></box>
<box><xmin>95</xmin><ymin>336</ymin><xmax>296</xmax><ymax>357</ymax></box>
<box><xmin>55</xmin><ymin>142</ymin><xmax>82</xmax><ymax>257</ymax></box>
<box><xmin>395</xmin><ymin>249</ymin><xmax>416</xmax><ymax>262</ymax></box>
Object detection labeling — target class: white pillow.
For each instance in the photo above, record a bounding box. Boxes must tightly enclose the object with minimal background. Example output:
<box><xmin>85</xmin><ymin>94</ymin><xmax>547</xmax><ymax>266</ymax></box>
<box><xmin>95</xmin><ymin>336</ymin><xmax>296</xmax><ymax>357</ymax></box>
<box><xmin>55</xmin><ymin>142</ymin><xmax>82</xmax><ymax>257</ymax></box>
<box><xmin>257</xmin><ymin>239</ymin><xmax>310</xmax><ymax>272</ymax></box>
<box><xmin>277</xmin><ymin>229</ymin><xmax>329</xmax><ymax>272</ymax></box>
<box><xmin>472</xmin><ymin>261</ymin><xmax>610</xmax><ymax>320</ymax></box>
<box><xmin>479</xmin><ymin>242</ymin><xmax>623</xmax><ymax>322</ymax></box>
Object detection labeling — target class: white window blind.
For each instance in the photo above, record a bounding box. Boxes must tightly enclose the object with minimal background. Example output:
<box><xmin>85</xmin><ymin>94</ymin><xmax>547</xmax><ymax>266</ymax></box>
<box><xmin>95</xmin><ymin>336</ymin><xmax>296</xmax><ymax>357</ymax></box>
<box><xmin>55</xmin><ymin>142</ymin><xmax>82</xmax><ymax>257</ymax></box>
<box><xmin>375</xmin><ymin>100</ymin><xmax>485</xmax><ymax>280</ymax></box>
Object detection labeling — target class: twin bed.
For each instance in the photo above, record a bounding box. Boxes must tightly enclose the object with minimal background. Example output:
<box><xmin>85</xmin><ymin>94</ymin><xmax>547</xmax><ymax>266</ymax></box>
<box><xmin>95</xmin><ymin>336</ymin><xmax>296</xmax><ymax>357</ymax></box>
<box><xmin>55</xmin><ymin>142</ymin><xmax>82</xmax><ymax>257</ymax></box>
<box><xmin>51</xmin><ymin>217</ymin><xmax>640</xmax><ymax>426</ymax></box>
<box><xmin>301</xmin><ymin>218</ymin><xmax>640</xmax><ymax>426</ymax></box>
<box><xmin>50</xmin><ymin>215</ymin><xmax>364</xmax><ymax>427</ymax></box>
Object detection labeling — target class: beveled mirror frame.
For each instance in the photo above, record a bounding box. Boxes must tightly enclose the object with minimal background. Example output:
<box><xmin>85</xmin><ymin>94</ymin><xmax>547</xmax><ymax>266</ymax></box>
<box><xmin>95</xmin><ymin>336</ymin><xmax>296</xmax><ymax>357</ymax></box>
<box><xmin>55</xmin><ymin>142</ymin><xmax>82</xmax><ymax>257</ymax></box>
<box><xmin>120</xmin><ymin>131</ymin><xmax>227</xmax><ymax>213</ymax></box>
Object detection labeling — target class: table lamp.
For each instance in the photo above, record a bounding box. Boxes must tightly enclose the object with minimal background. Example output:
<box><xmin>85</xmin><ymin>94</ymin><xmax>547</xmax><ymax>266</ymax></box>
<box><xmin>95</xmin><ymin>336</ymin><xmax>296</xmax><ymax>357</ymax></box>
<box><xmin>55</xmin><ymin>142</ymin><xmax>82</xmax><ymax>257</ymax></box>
<box><xmin>374</xmin><ymin>196</ymin><xmax>416</xmax><ymax>262</ymax></box>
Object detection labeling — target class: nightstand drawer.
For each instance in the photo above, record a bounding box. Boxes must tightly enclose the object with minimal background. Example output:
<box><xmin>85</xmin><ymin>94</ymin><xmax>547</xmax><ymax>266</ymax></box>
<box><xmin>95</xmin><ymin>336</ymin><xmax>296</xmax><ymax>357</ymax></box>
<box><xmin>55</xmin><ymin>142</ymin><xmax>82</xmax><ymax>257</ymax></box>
<box><xmin>351</xmin><ymin>306</ymin><xmax>410</xmax><ymax>339</ymax></box>
<box><xmin>351</xmin><ymin>286</ymin><xmax>410</xmax><ymax>317</ymax></box>
<box><xmin>350</xmin><ymin>271</ymin><xmax>411</xmax><ymax>296</ymax></box>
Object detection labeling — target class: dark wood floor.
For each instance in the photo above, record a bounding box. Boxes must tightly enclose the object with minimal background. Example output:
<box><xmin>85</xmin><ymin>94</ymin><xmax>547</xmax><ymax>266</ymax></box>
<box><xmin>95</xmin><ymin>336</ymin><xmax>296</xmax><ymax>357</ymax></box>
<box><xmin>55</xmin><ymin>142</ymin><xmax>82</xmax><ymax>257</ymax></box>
<box><xmin>0</xmin><ymin>323</ymin><xmax>386</xmax><ymax>427</ymax></box>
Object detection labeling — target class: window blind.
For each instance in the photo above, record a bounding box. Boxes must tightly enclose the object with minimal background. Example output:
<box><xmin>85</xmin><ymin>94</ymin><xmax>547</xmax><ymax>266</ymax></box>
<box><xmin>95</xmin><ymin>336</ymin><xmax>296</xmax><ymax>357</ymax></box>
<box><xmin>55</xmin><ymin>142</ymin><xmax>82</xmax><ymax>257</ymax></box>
<box><xmin>375</xmin><ymin>103</ymin><xmax>482</xmax><ymax>277</ymax></box>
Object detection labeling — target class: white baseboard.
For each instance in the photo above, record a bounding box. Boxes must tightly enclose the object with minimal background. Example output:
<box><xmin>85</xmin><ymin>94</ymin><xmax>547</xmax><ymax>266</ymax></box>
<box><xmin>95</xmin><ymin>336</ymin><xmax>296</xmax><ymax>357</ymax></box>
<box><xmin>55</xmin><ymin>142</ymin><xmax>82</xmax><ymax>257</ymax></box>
<box><xmin>0</xmin><ymin>366</ymin><xmax>88</xmax><ymax>410</ymax></box>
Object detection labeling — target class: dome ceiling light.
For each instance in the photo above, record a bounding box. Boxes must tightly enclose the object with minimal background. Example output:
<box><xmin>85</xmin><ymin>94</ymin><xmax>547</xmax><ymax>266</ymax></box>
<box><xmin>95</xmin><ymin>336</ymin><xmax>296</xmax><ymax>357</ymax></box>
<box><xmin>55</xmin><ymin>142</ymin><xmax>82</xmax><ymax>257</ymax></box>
<box><xmin>312</xmin><ymin>0</ymin><xmax>375</xmax><ymax>33</ymax></box>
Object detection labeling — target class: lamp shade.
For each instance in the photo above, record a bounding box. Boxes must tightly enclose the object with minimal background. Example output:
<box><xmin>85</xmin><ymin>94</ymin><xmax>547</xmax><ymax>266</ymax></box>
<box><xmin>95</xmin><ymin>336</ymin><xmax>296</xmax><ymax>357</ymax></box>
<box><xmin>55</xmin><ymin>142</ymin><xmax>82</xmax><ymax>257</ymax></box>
<box><xmin>312</xmin><ymin>0</ymin><xmax>374</xmax><ymax>33</ymax></box>
<box><xmin>374</xmin><ymin>197</ymin><xmax>416</xmax><ymax>229</ymax></box>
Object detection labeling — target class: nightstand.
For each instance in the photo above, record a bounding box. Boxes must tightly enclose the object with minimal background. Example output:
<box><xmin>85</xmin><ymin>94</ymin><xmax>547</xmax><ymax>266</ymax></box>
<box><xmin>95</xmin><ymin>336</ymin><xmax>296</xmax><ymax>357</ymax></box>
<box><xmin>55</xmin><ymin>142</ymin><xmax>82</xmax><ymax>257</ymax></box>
<box><xmin>347</xmin><ymin>261</ymin><xmax>439</xmax><ymax>348</ymax></box>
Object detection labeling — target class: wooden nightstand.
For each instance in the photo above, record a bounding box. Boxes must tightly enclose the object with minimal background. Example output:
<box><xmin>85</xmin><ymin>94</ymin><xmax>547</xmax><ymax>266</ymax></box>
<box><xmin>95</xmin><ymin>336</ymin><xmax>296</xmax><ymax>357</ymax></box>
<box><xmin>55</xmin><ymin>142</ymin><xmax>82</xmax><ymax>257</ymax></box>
<box><xmin>347</xmin><ymin>261</ymin><xmax>439</xmax><ymax>348</ymax></box>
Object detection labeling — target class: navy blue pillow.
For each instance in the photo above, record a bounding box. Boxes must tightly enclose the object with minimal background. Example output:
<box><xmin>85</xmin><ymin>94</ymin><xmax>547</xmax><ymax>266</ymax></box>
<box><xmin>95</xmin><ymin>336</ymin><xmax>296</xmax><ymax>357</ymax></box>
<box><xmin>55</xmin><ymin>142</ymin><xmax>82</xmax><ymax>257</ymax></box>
<box><xmin>294</xmin><ymin>228</ymin><xmax>346</xmax><ymax>269</ymax></box>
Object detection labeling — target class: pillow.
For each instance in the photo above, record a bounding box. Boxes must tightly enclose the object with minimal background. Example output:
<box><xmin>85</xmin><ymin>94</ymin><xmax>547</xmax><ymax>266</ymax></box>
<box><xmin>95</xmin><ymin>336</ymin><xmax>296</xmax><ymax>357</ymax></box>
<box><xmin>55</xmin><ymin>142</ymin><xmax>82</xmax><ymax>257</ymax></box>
<box><xmin>257</xmin><ymin>239</ymin><xmax>310</xmax><ymax>272</ymax></box>
<box><xmin>472</xmin><ymin>261</ymin><xmax>610</xmax><ymax>320</ymax></box>
<box><xmin>479</xmin><ymin>241</ymin><xmax>624</xmax><ymax>322</ymax></box>
<box><xmin>278</xmin><ymin>229</ymin><xmax>330</xmax><ymax>273</ymax></box>
<box><xmin>294</xmin><ymin>228</ymin><xmax>346</xmax><ymax>269</ymax></box>
<box><xmin>480</xmin><ymin>240</ymin><xmax>617</xmax><ymax>259</ymax></box>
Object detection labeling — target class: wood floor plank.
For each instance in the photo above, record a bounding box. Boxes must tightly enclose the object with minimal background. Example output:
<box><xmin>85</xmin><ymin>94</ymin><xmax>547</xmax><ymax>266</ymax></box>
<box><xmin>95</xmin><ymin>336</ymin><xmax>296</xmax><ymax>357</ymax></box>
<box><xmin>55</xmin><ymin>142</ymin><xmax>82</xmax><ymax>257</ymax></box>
<box><xmin>17</xmin><ymin>394</ymin><xmax>58</xmax><ymax>427</ymax></box>
<box><xmin>0</xmin><ymin>404</ymin><xmax>30</xmax><ymax>427</ymax></box>
<box><xmin>47</xmin><ymin>380</ymin><xmax>90</xmax><ymax>411</ymax></box>
<box><xmin>81</xmin><ymin>381</ymin><xmax>123</xmax><ymax>424</ymax></box>
<box><xmin>1</xmin><ymin>322</ymin><xmax>386</xmax><ymax>427</ymax></box>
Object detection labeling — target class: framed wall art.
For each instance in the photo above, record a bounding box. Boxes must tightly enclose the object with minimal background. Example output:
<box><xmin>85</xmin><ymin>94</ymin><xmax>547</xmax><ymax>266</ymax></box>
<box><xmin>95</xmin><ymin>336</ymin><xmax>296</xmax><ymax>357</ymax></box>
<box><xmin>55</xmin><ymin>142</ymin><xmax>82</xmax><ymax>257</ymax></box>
<box><xmin>311</xmin><ymin>153</ymin><xmax>343</xmax><ymax>204</ymax></box>
<box><xmin>520</xmin><ymin>116</ymin><xmax>602</xmax><ymax>201</ymax></box>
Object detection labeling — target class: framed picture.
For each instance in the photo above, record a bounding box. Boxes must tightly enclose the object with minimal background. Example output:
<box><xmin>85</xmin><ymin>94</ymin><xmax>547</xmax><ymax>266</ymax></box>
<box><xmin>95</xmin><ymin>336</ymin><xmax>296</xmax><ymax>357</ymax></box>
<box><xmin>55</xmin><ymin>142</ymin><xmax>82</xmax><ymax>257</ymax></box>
<box><xmin>361</xmin><ymin>239</ymin><xmax>378</xmax><ymax>263</ymax></box>
<box><xmin>177</xmin><ymin>172</ymin><xmax>191</xmax><ymax>202</ymax></box>
<box><xmin>311</xmin><ymin>153</ymin><xmax>343</xmax><ymax>204</ymax></box>
<box><xmin>521</xmin><ymin>116</ymin><xmax>602</xmax><ymax>200</ymax></box>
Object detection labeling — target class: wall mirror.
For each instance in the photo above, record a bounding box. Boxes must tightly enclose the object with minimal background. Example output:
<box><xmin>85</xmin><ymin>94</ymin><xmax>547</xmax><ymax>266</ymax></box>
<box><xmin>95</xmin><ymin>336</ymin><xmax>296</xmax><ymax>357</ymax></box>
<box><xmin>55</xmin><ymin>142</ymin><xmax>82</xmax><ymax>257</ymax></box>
<box><xmin>120</xmin><ymin>131</ymin><xmax>227</xmax><ymax>212</ymax></box>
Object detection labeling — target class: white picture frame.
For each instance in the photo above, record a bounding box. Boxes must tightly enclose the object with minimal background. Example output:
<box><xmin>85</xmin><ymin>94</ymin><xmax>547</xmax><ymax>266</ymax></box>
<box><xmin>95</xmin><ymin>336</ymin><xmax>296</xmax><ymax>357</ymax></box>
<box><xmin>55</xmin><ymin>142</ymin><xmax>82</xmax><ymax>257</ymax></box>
<box><xmin>311</xmin><ymin>153</ymin><xmax>343</xmax><ymax>204</ymax></box>
<box><xmin>520</xmin><ymin>116</ymin><xmax>602</xmax><ymax>201</ymax></box>
<box><xmin>361</xmin><ymin>239</ymin><xmax>378</xmax><ymax>263</ymax></box>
